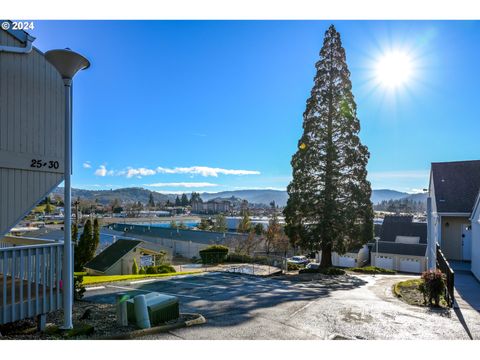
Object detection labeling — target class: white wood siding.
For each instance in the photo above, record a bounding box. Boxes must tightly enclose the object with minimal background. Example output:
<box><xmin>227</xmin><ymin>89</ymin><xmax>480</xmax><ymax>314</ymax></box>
<box><xmin>0</xmin><ymin>30</ymin><xmax>65</xmax><ymax>237</ymax></box>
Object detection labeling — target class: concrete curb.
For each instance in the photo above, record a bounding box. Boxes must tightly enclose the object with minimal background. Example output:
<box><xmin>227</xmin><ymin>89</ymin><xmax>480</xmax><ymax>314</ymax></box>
<box><xmin>97</xmin><ymin>313</ymin><xmax>206</xmax><ymax>340</ymax></box>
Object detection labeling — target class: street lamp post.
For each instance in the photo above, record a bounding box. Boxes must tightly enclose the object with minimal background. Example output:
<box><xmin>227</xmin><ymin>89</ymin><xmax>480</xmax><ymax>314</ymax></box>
<box><xmin>45</xmin><ymin>49</ymin><xmax>90</xmax><ymax>329</ymax></box>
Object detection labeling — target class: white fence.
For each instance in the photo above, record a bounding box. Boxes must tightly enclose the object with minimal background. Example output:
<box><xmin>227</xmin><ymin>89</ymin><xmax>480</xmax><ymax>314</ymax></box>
<box><xmin>0</xmin><ymin>243</ymin><xmax>63</xmax><ymax>324</ymax></box>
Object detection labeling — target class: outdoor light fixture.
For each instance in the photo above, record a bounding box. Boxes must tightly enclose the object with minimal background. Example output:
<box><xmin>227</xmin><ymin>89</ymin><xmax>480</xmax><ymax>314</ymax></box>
<box><xmin>45</xmin><ymin>48</ymin><xmax>90</xmax><ymax>330</ymax></box>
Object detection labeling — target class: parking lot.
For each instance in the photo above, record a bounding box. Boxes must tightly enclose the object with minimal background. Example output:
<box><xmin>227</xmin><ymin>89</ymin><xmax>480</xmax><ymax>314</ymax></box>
<box><xmin>84</xmin><ymin>272</ymin><xmax>480</xmax><ymax>340</ymax></box>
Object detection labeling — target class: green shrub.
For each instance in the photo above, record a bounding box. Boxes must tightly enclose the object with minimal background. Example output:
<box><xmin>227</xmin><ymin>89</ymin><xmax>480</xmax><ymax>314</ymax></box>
<box><xmin>348</xmin><ymin>266</ymin><xmax>396</xmax><ymax>274</ymax></box>
<box><xmin>420</xmin><ymin>269</ymin><xmax>446</xmax><ymax>307</ymax></box>
<box><xmin>226</xmin><ymin>253</ymin><xmax>253</xmax><ymax>263</ymax></box>
<box><xmin>156</xmin><ymin>264</ymin><xmax>176</xmax><ymax>274</ymax></box>
<box><xmin>74</xmin><ymin>275</ymin><xmax>85</xmax><ymax>300</ymax></box>
<box><xmin>199</xmin><ymin>245</ymin><xmax>229</xmax><ymax>264</ymax></box>
<box><xmin>287</xmin><ymin>262</ymin><xmax>301</xmax><ymax>271</ymax></box>
<box><xmin>139</xmin><ymin>267</ymin><xmax>146</xmax><ymax>275</ymax></box>
<box><xmin>145</xmin><ymin>266</ymin><xmax>157</xmax><ymax>274</ymax></box>
<box><xmin>299</xmin><ymin>267</ymin><xmax>346</xmax><ymax>275</ymax></box>
<box><xmin>132</xmin><ymin>258</ymin><xmax>139</xmax><ymax>275</ymax></box>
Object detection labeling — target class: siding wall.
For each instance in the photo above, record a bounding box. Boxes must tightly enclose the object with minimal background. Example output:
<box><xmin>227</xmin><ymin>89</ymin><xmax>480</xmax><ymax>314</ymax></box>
<box><xmin>441</xmin><ymin>216</ymin><xmax>468</xmax><ymax>260</ymax></box>
<box><xmin>0</xmin><ymin>30</ymin><xmax>65</xmax><ymax>237</ymax></box>
<box><xmin>471</xmin><ymin>205</ymin><xmax>480</xmax><ymax>281</ymax></box>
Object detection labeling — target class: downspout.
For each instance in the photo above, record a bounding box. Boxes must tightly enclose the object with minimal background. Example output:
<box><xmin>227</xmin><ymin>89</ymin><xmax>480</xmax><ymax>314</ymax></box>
<box><xmin>0</xmin><ymin>34</ymin><xmax>35</xmax><ymax>54</ymax></box>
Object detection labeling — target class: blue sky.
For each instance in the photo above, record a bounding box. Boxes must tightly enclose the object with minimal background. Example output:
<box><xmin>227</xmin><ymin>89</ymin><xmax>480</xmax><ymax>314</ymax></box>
<box><xmin>29</xmin><ymin>20</ymin><xmax>480</xmax><ymax>194</ymax></box>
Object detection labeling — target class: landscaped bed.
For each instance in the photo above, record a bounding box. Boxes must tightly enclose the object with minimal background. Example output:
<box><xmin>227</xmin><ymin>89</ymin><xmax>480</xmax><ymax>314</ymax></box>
<box><xmin>81</xmin><ymin>271</ymin><xmax>203</xmax><ymax>285</ymax></box>
<box><xmin>394</xmin><ymin>278</ymin><xmax>448</xmax><ymax>308</ymax></box>
<box><xmin>0</xmin><ymin>300</ymin><xmax>205</xmax><ymax>340</ymax></box>
<box><xmin>347</xmin><ymin>266</ymin><xmax>396</xmax><ymax>274</ymax></box>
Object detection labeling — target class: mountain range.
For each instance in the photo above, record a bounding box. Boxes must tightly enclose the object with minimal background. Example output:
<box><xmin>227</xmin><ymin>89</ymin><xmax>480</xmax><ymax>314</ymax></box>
<box><xmin>52</xmin><ymin>187</ymin><xmax>427</xmax><ymax>207</ymax></box>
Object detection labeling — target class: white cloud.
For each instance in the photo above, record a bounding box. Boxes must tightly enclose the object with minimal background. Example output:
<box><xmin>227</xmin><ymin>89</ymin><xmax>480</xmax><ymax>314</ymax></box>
<box><xmin>94</xmin><ymin>165</ymin><xmax>108</xmax><ymax>177</ymax></box>
<box><xmin>94</xmin><ymin>165</ymin><xmax>261</xmax><ymax>178</ymax></box>
<box><xmin>124</xmin><ymin>167</ymin><xmax>156</xmax><ymax>178</ymax></box>
<box><xmin>156</xmin><ymin>166</ymin><xmax>260</xmax><ymax>177</ymax></box>
<box><xmin>146</xmin><ymin>182</ymin><xmax>219</xmax><ymax>188</ymax></box>
<box><xmin>232</xmin><ymin>186</ymin><xmax>286</xmax><ymax>191</ymax></box>
<box><xmin>368</xmin><ymin>170</ymin><xmax>429</xmax><ymax>180</ymax></box>
<box><xmin>82</xmin><ymin>161</ymin><xmax>91</xmax><ymax>169</ymax></box>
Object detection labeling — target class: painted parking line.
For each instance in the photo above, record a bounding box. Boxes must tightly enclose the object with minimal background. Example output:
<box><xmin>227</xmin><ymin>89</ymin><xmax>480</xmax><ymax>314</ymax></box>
<box><xmin>129</xmin><ymin>279</ymin><xmax>158</xmax><ymax>285</ymax></box>
<box><xmin>106</xmin><ymin>284</ymin><xmax>201</xmax><ymax>299</ymax></box>
<box><xmin>85</xmin><ymin>285</ymin><xmax>106</xmax><ymax>291</ymax></box>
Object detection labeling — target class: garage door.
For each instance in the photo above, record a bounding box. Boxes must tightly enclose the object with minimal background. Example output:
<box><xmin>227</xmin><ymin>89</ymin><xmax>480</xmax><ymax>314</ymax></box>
<box><xmin>399</xmin><ymin>258</ymin><xmax>421</xmax><ymax>273</ymax></box>
<box><xmin>338</xmin><ymin>256</ymin><xmax>356</xmax><ymax>268</ymax></box>
<box><xmin>375</xmin><ymin>256</ymin><xmax>393</xmax><ymax>270</ymax></box>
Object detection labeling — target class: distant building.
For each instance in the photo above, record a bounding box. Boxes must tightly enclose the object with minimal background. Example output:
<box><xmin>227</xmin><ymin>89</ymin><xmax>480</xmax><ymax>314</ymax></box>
<box><xmin>110</xmin><ymin>223</ymin><xmax>249</xmax><ymax>258</ymax></box>
<box><xmin>191</xmin><ymin>199</ymin><xmax>231</xmax><ymax>214</ymax></box>
<box><xmin>371</xmin><ymin>215</ymin><xmax>427</xmax><ymax>273</ymax></box>
<box><xmin>84</xmin><ymin>239</ymin><xmax>164</xmax><ymax>275</ymax></box>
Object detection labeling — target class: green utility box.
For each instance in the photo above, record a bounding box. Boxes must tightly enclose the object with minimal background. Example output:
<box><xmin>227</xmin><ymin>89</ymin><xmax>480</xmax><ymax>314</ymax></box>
<box><xmin>126</xmin><ymin>292</ymin><xmax>180</xmax><ymax>326</ymax></box>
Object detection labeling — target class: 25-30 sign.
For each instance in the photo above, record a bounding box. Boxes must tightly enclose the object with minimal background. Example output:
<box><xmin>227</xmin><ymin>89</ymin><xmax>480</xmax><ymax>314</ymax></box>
<box><xmin>30</xmin><ymin>159</ymin><xmax>60</xmax><ymax>170</ymax></box>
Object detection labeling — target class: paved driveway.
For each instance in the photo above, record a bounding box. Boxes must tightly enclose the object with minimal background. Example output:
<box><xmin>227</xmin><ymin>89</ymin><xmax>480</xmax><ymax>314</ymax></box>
<box><xmin>84</xmin><ymin>272</ymin><xmax>480</xmax><ymax>340</ymax></box>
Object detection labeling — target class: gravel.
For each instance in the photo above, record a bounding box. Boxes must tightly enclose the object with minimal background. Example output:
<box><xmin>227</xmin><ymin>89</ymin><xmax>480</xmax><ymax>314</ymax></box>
<box><xmin>0</xmin><ymin>301</ymin><xmax>136</xmax><ymax>340</ymax></box>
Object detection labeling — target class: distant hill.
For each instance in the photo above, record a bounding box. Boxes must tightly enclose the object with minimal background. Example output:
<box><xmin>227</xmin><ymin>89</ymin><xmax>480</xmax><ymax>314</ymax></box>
<box><xmin>52</xmin><ymin>187</ymin><xmax>426</xmax><ymax>207</ymax></box>
<box><xmin>404</xmin><ymin>192</ymin><xmax>428</xmax><ymax>203</ymax></box>
<box><xmin>52</xmin><ymin>187</ymin><xmax>176</xmax><ymax>205</ymax></box>
<box><xmin>200</xmin><ymin>190</ymin><xmax>288</xmax><ymax>207</ymax></box>
<box><xmin>370</xmin><ymin>189</ymin><xmax>410</xmax><ymax>204</ymax></box>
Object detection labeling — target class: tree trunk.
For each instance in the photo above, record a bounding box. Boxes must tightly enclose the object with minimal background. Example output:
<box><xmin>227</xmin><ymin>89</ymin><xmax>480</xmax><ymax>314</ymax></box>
<box><xmin>320</xmin><ymin>243</ymin><xmax>333</xmax><ymax>268</ymax></box>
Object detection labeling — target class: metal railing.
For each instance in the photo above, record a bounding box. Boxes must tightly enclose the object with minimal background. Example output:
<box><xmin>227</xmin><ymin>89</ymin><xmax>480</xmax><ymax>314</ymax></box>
<box><xmin>0</xmin><ymin>243</ymin><xmax>63</xmax><ymax>324</ymax></box>
<box><xmin>436</xmin><ymin>243</ymin><xmax>454</xmax><ymax>307</ymax></box>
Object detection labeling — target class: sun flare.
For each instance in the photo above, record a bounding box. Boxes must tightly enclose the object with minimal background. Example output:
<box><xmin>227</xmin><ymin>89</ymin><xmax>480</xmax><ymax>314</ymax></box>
<box><xmin>375</xmin><ymin>51</ymin><xmax>413</xmax><ymax>88</ymax></box>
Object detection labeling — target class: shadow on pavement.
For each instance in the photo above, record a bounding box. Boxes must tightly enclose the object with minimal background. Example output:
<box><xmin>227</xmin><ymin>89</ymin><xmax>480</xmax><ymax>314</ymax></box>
<box><xmin>85</xmin><ymin>273</ymin><xmax>368</xmax><ymax>329</ymax></box>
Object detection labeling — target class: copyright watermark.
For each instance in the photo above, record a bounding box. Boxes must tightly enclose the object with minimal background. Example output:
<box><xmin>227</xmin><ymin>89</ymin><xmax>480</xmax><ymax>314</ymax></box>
<box><xmin>1</xmin><ymin>21</ymin><xmax>35</xmax><ymax>31</ymax></box>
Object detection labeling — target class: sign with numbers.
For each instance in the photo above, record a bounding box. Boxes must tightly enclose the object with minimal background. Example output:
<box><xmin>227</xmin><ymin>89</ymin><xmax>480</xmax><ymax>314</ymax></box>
<box><xmin>0</xmin><ymin>28</ymin><xmax>65</xmax><ymax>236</ymax></box>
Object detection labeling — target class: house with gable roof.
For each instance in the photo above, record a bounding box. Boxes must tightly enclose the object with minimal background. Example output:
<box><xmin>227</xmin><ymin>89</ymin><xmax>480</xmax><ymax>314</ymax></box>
<box><xmin>428</xmin><ymin>160</ymin><xmax>480</xmax><ymax>275</ymax></box>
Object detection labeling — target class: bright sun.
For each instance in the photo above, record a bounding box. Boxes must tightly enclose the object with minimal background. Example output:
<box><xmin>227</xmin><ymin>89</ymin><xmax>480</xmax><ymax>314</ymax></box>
<box><xmin>375</xmin><ymin>51</ymin><xmax>413</xmax><ymax>88</ymax></box>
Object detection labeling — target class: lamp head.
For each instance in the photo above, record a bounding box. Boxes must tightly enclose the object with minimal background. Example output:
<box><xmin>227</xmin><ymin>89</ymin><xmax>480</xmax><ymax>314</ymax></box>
<box><xmin>45</xmin><ymin>48</ymin><xmax>90</xmax><ymax>80</ymax></box>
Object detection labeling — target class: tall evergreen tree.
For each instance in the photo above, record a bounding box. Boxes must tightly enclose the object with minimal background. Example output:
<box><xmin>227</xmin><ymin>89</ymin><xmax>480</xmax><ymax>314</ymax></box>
<box><xmin>92</xmin><ymin>218</ymin><xmax>100</xmax><ymax>258</ymax></box>
<box><xmin>148</xmin><ymin>192</ymin><xmax>155</xmax><ymax>208</ymax></box>
<box><xmin>175</xmin><ymin>196</ymin><xmax>181</xmax><ymax>207</ymax></box>
<box><xmin>284</xmin><ymin>25</ymin><xmax>373</xmax><ymax>268</ymax></box>
<box><xmin>74</xmin><ymin>219</ymin><xmax>93</xmax><ymax>271</ymax></box>
<box><xmin>180</xmin><ymin>193</ymin><xmax>189</xmax><ymax>206</ymax></box>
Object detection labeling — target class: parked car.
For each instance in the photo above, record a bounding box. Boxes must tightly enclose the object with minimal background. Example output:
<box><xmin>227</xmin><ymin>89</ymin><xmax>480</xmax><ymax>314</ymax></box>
<box><xmin>287</xmin><ymin>256</ymin><xmax>310</xmax><ymax>266</ymax></box>
<box><xmin>306</xmin><ymin>262</ymin><xmax>320</xmax><ymax>270</ymax></box>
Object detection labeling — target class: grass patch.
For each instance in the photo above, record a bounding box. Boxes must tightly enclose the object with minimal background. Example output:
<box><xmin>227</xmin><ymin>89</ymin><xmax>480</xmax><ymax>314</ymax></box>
<box><xmin>299</xmin><ymin>267</ymin><xmax>346</xmax><ymax>275</ymax></box>
<box><xmin>394</xmin><ymin>279</ymin><xmax>448</xmax><ymax>308</ymax></box>
<box><xmin>82</xmin><ymin>271</ymin><xmax>202</xmax><ymax>285</ymax></box>
<box><xmin>348</xmin><ymin>266</ymin><xmax>396</xmax><ymax>274</ymax></box>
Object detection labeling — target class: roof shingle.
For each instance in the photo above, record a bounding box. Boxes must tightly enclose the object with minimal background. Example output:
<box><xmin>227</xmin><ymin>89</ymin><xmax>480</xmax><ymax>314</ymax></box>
<box><xmin>84</xmin><ymin>239</ymin><xmax>142</xmax><ymax>273</ymax></box>
<box><xmin>432</xmin><ymin>160</ymin><xmax>480</xmax><ymax>213</ymax></box>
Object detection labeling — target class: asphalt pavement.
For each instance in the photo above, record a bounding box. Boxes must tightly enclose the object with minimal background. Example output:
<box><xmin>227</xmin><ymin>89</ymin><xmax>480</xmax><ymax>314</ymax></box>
<box><xmin>84</xmin><ymin>272</ymin><xmax>480</xmax><ymax>340</ymax></box>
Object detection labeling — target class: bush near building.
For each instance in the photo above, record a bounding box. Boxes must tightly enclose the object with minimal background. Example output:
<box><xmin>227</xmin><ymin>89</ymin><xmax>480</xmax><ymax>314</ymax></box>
<box><xmin>348</xmin><ymin>266</ymin><xmax>396</xmax><ymax>274</ymax></box>
<box><xmin>144</xmin><ymin>264</ymin><xmax>176</xmax><ymax>274</ymax></box>
<box><xmin>199</xmin><ymin>245</ymin><xmax>229</xmax><ymax>264</ymax></box>
<box><xmin>299</xmin><ymin>267</ymin><xmax>346</xmax><ymax>275</ymax></box>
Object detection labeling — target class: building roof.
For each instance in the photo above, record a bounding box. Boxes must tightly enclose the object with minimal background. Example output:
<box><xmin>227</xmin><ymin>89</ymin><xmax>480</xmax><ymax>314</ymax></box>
<box><xmin>375</xmin><ymin>242</ymin><xmax>427</xmax><ymax>257</ymax></box>
<box><xmin>110</xmin><ymin>223</ymin><xmax>249</xmax><ymax>245</ymax></box>
<box><xmin>431</xmin><ymin>160</ymin><xmax>480</xmax><ymax>214</ymax></box>
<box><xmin>84</xmin><ymin>239</ymin><xmax>142</xmax><ymax>273</ymax></box>
<box><xmin>373</xmin><ymin>215</ymin><xmax>427</xmax><ymax>257</ymax></box>
<box><xmin>380</xmin><ymin>219</ymin><xmax>427</xmax><ymax>244</ymax></box>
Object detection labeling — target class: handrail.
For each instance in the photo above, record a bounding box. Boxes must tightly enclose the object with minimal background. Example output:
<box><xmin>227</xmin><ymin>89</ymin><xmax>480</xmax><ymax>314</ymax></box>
<box><xmin>436</xmin><ymin>243</ymin><xmax>455</xmax><ymax>307</ymax></box>
<box><xmin>0</xmin><ymin>242</ymin><xmax>63</xmax><ymax>251</ymax></box>
<box><xmin>0</xmin><ymin>242</ymin><xmax>64</xmax><ymax>324</ymax></box>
